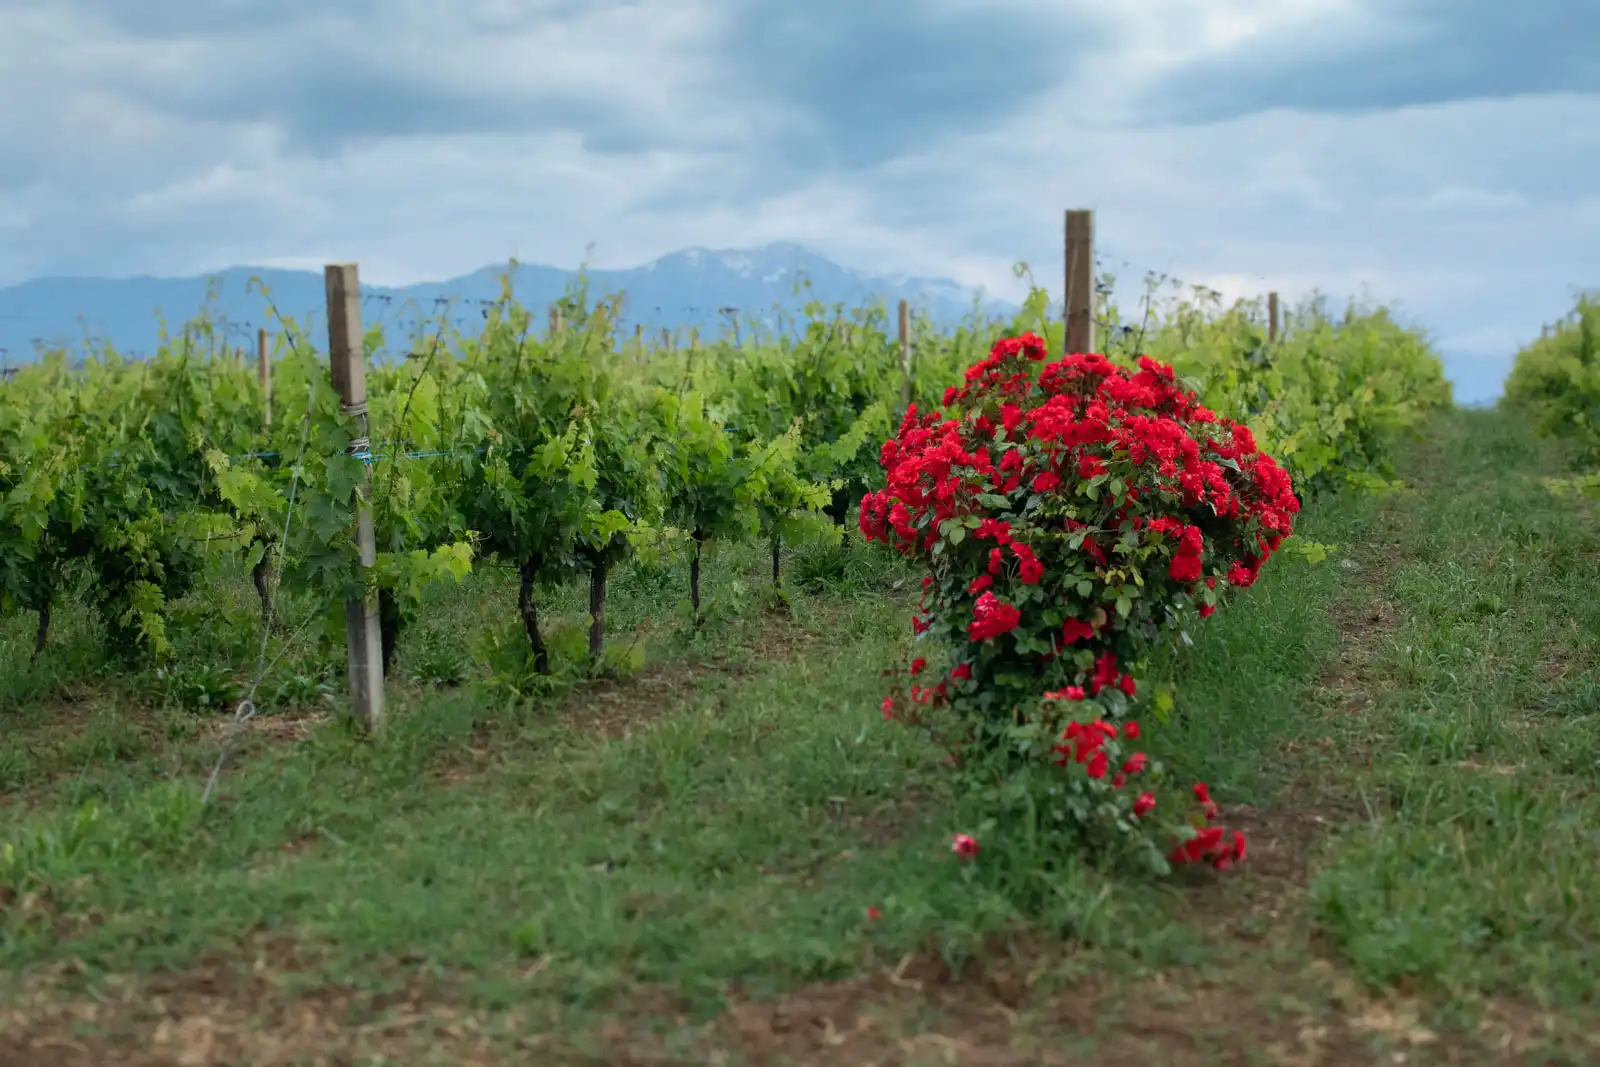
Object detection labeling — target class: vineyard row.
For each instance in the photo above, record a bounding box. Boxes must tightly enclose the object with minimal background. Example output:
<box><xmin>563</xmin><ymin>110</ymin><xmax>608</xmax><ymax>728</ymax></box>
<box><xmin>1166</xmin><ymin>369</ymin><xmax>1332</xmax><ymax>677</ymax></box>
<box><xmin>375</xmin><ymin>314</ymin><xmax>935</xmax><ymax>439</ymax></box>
<box><xmin>0</xmin><ymin>212</ymin><xmax>1452</xmax><ymax>727</ymax></box>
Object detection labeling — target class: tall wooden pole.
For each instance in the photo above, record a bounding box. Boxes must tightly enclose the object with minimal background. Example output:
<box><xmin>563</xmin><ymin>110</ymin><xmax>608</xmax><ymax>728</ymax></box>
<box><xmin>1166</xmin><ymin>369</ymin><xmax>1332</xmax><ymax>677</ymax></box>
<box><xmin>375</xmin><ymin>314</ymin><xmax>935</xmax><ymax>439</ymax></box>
<box><xmin>1268</xmin><ymin>292</ymin><xmax>1280</xmax><ymax>342</ymax></box>
<box><xmin>898</xmin><ymin>299</ymin><xmax>911</xmax><ymax>409</ymax></box>
<box><xmin>1064</xmin><ymin>210</ymin><xmax>1095</xmax><ymax>356</ymax></box>
<box><xmin>257</xmin><ymin>327</ymin><xmax>271</xmax><ymax>428</ymax></box>
<box><xmin>325</xmin><ymin>264</ymin><xmax>384</xmax><ymax>732</ymax></box>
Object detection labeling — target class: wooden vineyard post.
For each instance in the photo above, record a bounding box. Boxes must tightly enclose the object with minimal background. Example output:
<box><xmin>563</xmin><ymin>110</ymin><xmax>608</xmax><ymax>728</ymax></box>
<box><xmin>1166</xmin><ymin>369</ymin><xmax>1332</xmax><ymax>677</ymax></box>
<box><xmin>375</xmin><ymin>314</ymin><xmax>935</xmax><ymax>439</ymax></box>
<box><xmin>1064</xmin><ymin>209</ymin><xmax>1095</xmax><ymax>356</ymax></box>
<box><xmin>898</xmin><ymin>299</ymin><xmax>912</xmax><ymax>409</ymax></box>
<box><xmin>257</xmin><ymin>327</ymin><xmax>271</xmax><ymax>428</ymax></box>
<box><xmin>549</xmin><ymin>306</ymin><xmax>563</xmax><ymax>337</ymax></box>
<box><xmin>324</xmin><ymin>264</ymin><xmax>384</xmax><ymax>732</ymax></box>
<box><xmin>1268</xmin><ymin>292</ymin><xmax>1280</xmax><ymax>342</ymax></box>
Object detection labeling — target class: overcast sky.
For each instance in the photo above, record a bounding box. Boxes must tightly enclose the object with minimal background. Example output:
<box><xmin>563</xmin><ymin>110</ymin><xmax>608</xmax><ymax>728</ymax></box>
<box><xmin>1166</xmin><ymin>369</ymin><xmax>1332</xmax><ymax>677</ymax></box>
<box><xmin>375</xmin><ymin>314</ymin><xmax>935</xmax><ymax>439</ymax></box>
<box><xmin>1</xmin><ymin>0</ymin><xmax>1596</xmax><ymax>401</ymax></box>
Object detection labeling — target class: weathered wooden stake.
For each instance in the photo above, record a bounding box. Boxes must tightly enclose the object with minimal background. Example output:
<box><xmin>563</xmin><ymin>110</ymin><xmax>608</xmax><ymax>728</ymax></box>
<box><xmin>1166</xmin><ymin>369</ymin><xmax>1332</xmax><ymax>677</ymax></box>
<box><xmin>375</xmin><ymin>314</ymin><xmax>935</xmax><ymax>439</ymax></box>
<box><xmin>257</xmin><ymin>327</ymin><xmax>271</xmax><ymax>428</ymax></box>
<box><xmin>898</xmin><ymin>299</ymin><xmax>912</xmax><ymax>409</ymax></box>
<box><xmin>324</xmin><ymin>264</ymin><xmax>384</xmax><ymax>732</ymax></box>
<box><xmin>1268</xmin><ymin>292</ymin><xmax>1280</xmax><ymax>342</ymax></box>
<box><xmin>1064</xmin><ymin>209</ymin><xmax>1095</xmax><ymax>356</ymax></box>
<box><xmin>549</xmin><ymin>306</ymin><xmax>563</xmax><ymax>336</ymax></box>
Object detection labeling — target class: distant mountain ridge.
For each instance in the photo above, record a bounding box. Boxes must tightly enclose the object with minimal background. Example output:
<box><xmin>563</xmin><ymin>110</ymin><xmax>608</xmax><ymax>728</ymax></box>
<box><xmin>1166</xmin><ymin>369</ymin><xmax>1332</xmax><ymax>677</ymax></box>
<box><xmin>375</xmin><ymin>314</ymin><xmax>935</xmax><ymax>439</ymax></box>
<box><xmin>0</xmin><ymin>242</ymin><xmax>1017</xmax><ymax>365</ymax></box>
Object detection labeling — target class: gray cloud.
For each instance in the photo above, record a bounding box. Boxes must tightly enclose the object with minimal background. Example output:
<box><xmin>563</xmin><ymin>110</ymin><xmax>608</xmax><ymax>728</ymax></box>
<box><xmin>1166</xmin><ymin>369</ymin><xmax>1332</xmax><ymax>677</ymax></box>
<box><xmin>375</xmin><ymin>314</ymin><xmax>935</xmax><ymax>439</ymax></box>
<box><xmin>711</xmin><ymin>0</ymin><xmax>1103</xmax><ymax>171</ymax></box>
<box><xmin>1</xmin><ymin>0</ymin><xmax>726</xmax><ymax>165</ymax></box>
<box><xmin>130</xmin><ymin>63</ymin><xmax>666</xmax><ymax>158</ymax></box>
<box><xmin>1135</xmin><ymin>0</ymin><xmax>1600</xmax><ymax>124</ymax></box>
<box><xmin>30</xmin><ymin>0</ymin><xmax>605</xmax><ymax>38</ymax></box>
<box><xmin>31</xmin><ymin>0</ymin><xmax>369</xmax><ymax>36</ymax></box>
<box><xmin>3</xmin><ymin>0</ymin><xmax>1097</xmax><ymax>171</ymax></box>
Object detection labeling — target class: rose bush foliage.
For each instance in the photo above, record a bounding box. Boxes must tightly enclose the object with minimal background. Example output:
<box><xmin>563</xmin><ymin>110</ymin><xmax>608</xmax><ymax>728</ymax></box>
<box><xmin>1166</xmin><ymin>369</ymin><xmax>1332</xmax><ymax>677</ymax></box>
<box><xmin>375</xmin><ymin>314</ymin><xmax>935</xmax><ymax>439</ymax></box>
<box><xmin>860</xmin><ymin>333</ymin><xmax>1300</xmax><ymax>872</ymax></box>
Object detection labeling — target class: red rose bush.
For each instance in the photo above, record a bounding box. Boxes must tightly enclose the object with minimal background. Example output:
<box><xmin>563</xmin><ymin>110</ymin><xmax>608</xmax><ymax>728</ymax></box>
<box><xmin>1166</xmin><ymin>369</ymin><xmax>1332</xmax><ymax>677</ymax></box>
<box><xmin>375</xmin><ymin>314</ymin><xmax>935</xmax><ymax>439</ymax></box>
<box><xmin>860</xmin><ymin>333</ymin><xmax>1299</xmax><ymax>873</ymax></box>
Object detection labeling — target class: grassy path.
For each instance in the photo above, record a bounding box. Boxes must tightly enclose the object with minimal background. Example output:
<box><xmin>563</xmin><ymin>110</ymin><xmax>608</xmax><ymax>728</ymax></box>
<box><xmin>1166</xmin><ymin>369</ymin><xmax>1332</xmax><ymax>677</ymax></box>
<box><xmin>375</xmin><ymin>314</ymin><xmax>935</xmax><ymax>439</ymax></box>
<box><xmin>2</xmin><ymin>409</ymin><xmax>1597</xmax><ymax>1065</ymax></box>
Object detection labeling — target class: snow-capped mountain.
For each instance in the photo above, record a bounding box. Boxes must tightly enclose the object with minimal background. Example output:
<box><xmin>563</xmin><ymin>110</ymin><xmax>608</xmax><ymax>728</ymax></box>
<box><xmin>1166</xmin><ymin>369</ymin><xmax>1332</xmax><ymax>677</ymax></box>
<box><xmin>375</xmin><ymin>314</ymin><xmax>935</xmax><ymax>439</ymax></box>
<box><xmin>0</xmin><ymin>243</ymin><xmax>1018</xmax><ymax>364</ymax></box>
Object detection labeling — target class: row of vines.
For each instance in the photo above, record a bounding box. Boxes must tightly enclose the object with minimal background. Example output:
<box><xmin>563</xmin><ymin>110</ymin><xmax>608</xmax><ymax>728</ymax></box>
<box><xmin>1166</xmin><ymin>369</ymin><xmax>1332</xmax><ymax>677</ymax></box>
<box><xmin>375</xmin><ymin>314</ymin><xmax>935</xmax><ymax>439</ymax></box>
<box><xmin>1503</xmin><ymin>291</ymin><xmax>1600</xmax><ymax>498</ymax></box>
<box><xmin>0</xmin><ymin>268</ymin><xmax>1450</xmax><ymax>704</ymax></box>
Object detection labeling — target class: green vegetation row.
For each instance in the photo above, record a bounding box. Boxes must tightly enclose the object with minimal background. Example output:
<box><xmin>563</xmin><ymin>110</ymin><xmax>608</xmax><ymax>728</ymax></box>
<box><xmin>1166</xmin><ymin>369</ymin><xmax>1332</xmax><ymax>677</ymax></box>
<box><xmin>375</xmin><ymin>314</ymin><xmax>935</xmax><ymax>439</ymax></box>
<box><xmin>0</xmin><ymin>268</ymin><xmax>1450</xmax><ymax>693</ymax></box>
<box><xmin>1502</xmin><ymin>290</ymin><xmax>1600</xmax><ymax>496</ymax></box>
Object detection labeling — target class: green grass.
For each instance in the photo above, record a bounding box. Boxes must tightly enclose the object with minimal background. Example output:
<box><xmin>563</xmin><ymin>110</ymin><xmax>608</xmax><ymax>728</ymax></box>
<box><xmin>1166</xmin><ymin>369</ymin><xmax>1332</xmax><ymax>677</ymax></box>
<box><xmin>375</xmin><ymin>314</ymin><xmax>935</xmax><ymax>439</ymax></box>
<box><xmin>1</xmin><ymin>409</ymin><xmax>1597</xmax><ymax>1065</ymax></box>
<box><xmin>1308</xmin><ymin>412</ymin><xmax>1600</xmax><ymax>1017</ymax></box>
